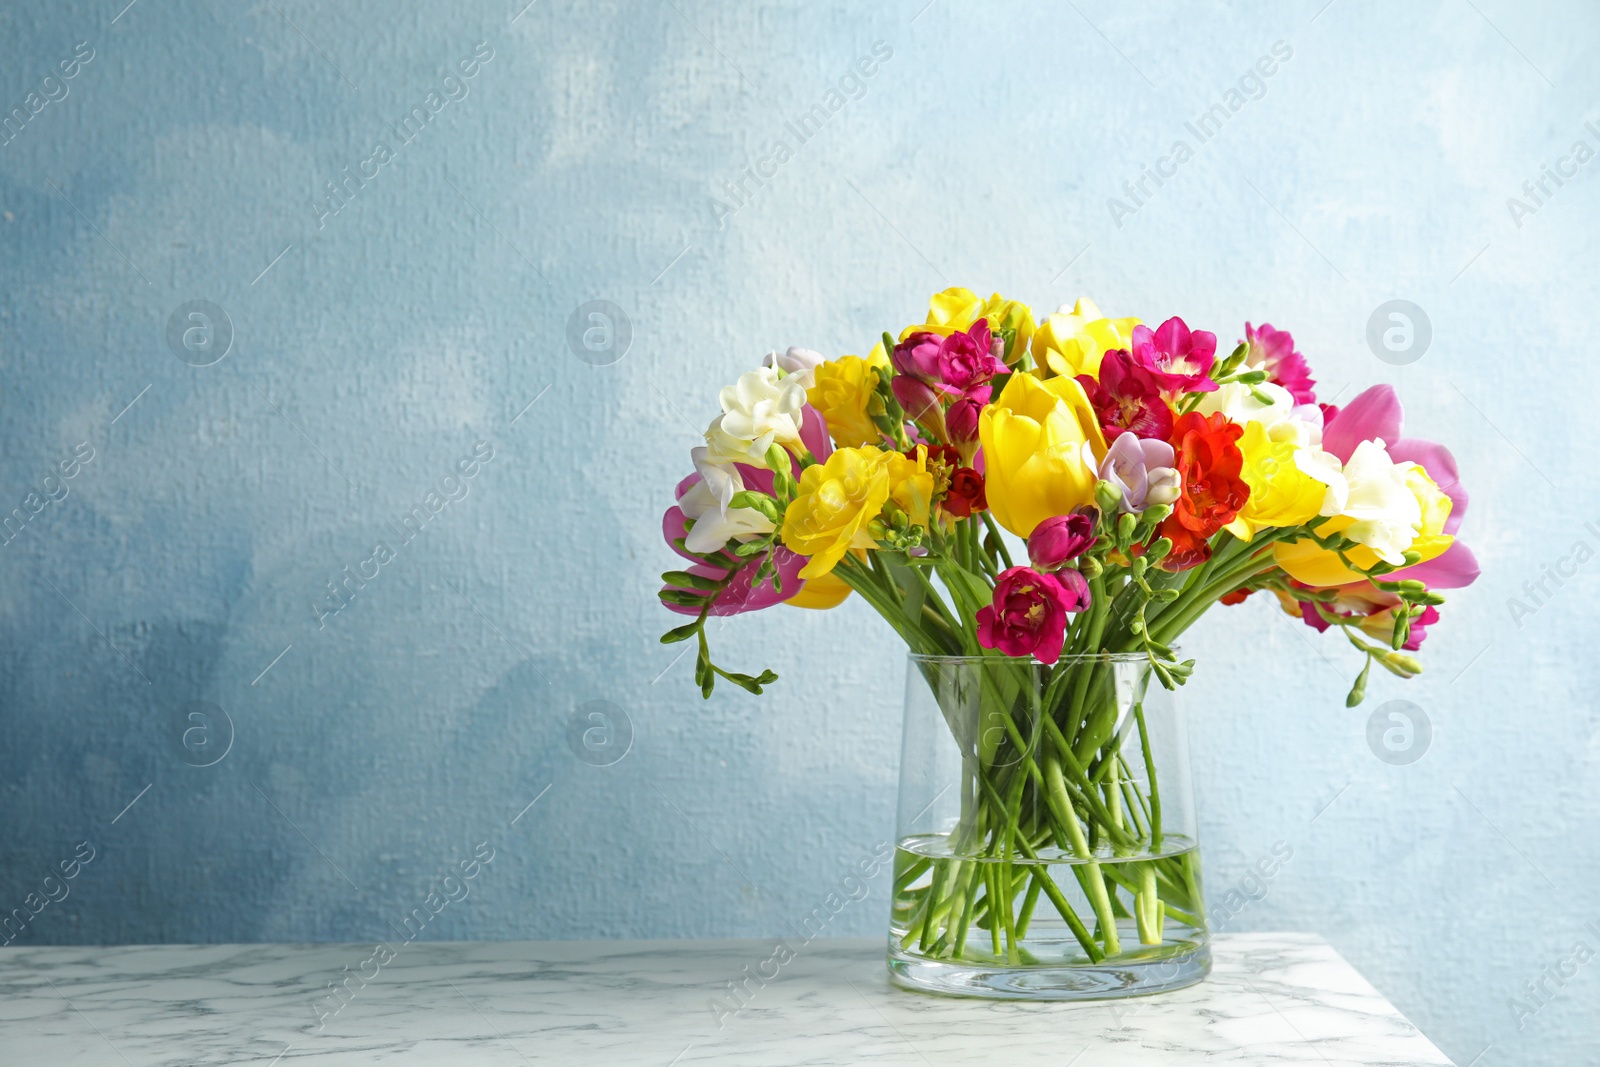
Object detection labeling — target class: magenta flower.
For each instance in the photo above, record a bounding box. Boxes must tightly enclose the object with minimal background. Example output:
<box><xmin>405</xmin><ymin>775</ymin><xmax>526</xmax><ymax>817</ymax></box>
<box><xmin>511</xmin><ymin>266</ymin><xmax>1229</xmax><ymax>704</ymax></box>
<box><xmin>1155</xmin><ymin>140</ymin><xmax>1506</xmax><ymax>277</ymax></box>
<box><xmin>1028</xmin><ymin>512</ymin><xmax>1097</xmax><ymax>570</ymax></box>
<box><xmin>938</xmin><ymin>319</ymin><xmax>1007</xmax><ymax>392</ymax></box>
<box><xmin>1129</xmin><ymin>317</ymin><xmax>1218</xmax><ymax>395</ymax></box>
<box><xmin>1077</xmin><ymin>349</ymin><xmax>1174</xmax><ymax>442</ymax></box>
<box><xmin>1243</xmin><ymin>323</ymin><xmax>1316</xmax><ymax>404</ymax></box>
<box><xmin>976</xmin><ymin>566</ymin><xmax>1089</xmax><ymax>664</ymax></box>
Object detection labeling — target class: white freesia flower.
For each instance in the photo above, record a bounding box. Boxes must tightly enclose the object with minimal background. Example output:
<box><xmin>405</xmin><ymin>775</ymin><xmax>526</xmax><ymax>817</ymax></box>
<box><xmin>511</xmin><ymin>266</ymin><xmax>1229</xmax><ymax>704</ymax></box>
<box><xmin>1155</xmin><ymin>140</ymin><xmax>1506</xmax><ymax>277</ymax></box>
<box><xmin>1336</xmin><ymin>439</ymin><xmax>1421</xmax><ymax>565</ymax></box>
<box><xmin>1294</xmin><ymin>446</ymin><xmax>1349</xmax><ymax>515</ymax></box>
<box><xmin>1195</xmin><ymin>381</ymin><xmax>1326</xmax><ymax>450</ymax></box>
<box><xmin>762</xmin><ymin>346</ymin><xmax>826</xmax><ymax>391</ymax></box>
<box><xmin>704</xmin><ymin>366</ymin><xmax>807</xmax><ymax>466</ymax></box>
<box><xmin>677</xmin><ymin>447</ymin><xmax>774</xmax><ymax>553</ymax></box>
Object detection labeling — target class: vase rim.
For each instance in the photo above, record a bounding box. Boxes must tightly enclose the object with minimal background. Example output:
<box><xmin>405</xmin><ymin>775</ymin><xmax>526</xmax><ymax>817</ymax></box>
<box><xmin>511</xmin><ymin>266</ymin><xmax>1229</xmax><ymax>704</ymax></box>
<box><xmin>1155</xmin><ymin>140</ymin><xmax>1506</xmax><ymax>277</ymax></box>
<box><xmin>907</xmin><ymin>651</ymin><xmax>1176</xmax><ymax>664</ymax></box>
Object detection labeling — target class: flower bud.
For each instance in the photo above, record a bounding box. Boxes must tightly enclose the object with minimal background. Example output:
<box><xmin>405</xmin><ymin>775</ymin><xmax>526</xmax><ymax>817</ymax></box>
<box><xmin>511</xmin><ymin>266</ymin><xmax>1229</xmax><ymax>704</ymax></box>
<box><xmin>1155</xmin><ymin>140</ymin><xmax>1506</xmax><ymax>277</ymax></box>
<box><xmin>1116</xmin><ymin>512</ymin><xmax>1138</xmax><ymax>544</ymax></box>
<box><xmin>1094</xmin><ymin>479</ymin><xmax>1123</xmax><ymax>514</ymax></box>
<box><xmin>891</xmin><ymin>331</ymin><xmax>943</xmax><ymax>382</ymax></box>
<box><xmin>1027</xmin><ymin>513</ymin><xmax>1096</xmax><ymax>570</ymax></box>
<box><xmin>892</xmin><ymin>375</ymin><xmax>941</xmax><ymax>423</ymax></box>
<box><xmin>1144</xmin><ymin>466</ymin><xmax>1182</xmax><ymax>507</ymax></box>
<box><xmin>1054</xmin><ymin>567</ymin><xmax>1093</xmax><ymax>612</ymax></box>
<box><xmin>946</xmin><ymin>395</ymin><xmax>983</xmax><ymax>444</ymax></box>
<box><xmin>1141</xmin><ymin>503</ymin><xmax>1173</xmax><ymax>526</ymax></box>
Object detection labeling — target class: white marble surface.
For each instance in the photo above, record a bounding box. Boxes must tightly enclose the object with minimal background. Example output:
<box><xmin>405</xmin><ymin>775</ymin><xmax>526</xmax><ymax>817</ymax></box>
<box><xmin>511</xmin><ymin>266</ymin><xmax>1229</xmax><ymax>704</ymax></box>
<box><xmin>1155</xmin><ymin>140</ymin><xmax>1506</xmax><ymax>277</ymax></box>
<box><xmin>0</xmin><ymin>933</ymin><xmax>1451</xmax><ymax>1065</ymax></box>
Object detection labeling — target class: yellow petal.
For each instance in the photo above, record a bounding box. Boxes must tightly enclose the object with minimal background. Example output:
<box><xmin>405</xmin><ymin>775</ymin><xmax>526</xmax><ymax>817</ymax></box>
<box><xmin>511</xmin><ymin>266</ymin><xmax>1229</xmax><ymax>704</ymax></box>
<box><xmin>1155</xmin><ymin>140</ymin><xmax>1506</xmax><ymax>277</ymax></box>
<box><xmin>786</xmin><ymin>569</ymin><xmax>853</xmax><ymax>609</ymax></box>
<box><xmin>926</xmin><ymin>287</ymin><xmax>982</xmax><ymax>329</ymax></box>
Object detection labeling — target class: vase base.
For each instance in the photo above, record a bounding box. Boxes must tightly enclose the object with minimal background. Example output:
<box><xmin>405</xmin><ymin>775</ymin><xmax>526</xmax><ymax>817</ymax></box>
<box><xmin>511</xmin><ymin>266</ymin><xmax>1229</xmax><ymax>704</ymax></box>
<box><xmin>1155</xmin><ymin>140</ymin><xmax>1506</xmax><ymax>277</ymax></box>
<box><xmin>886</xmin><ymin>942</ymin><xmax>1211</xmax><ymax>1000</ymax></box>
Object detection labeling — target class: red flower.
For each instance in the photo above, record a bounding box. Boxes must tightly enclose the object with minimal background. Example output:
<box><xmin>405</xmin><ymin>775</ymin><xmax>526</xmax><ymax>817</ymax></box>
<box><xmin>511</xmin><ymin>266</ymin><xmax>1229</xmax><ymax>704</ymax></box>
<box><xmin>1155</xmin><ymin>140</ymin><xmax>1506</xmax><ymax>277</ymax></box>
<box><xmin>943</xmin><ymin>467</ymin><xmax>987</xmax><ymax>518</ymax></box>
<box><xmin>1157</xmin><ymin>411</ymin><xmax>1249</xmax><ymax>570</ymax></box>
<box><xmin>1219</xmin><ymin>588</ymin><xmax>1252</xmax><ymax>606</ymax></box>
<box><xmin>909</xmin><ymin>443</ymin><xmax>961</xmax><ymax>472</ymax></box>
<box><xmin>910</xmin><ymin>445</ymin><xmax>987</xmax><ymax>518</ymax></box>
<box><xmin>1076</xmin><ymin>350</ymin><xmax>1174</xmax><ymax>442</ymax></box>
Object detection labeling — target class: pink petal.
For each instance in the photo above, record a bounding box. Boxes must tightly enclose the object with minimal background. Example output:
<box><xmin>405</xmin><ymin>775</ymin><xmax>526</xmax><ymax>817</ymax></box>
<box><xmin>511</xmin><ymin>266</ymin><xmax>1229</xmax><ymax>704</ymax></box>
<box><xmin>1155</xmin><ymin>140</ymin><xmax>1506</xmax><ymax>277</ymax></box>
<box><xmin>1323</xmin><ymin>385</ymin><xmax>1402</xmax><ymax>463</ymax></box>
<box><xmin>800</xmin><ymin>405</ymin><xmax>833</xmax><ymax>462</ymax></box>
<box><xmin>1153</xmin><ymin>317</ymin><xmax>1189</xmax><ymax>354</ymax></box>
<box><xmin>660</xmin><ymin>550</ymin><xmax>808</xmax><ymax>616</ymax></box>
<box><xmin>1388</xmin><ymin>541</ymin><xmax>1479</xmax><ymax>590</ymax></box>
<box><xmin>1389</xmin><ymin>437</ymin><xmax>1466</xmax><ymax>534</ymax></box>
<box><xmin>662</xmin><ymin>505</ymin><xmax>700</xmax><ymax>564</ymax></box>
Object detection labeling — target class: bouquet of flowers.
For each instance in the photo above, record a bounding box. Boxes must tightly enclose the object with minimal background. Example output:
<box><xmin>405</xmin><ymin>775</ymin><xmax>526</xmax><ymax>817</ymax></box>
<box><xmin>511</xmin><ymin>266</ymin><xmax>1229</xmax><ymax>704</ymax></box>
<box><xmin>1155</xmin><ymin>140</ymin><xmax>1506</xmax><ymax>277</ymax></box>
<box><xmin>657</xmin><ymin>288</ymin><xmax>1477</xmax><ymax>983</ymax></box>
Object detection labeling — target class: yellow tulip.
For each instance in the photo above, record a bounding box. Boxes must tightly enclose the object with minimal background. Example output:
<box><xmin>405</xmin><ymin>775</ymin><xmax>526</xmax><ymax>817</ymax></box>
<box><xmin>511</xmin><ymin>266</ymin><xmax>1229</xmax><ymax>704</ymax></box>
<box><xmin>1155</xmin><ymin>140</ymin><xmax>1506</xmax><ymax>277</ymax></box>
<box><xmin>1225</xmin><ymin>422</ymin><xmax>1327</xmax><ymax>541</ymax></box>
<box><xmin>781</xmin><ymin>447</ymin><xmax>893</xmax><ymax>579</ymax></box>
<box><xmin>979</xmin><ymin>374</ymin><xmax>1107</xmax><ymax>537</ymax></box>
<box><xmin>903</xmin><ymin>289</ymin><xmax>1036</xmax><ymax>364</ymax></box>
<box><xmin>924</xmin><ymin>287</ymin><xmax>984</xmax><ymax>330</ymax></box>
<box><xmin>1274</xmin><ymin>466</ymin><xmax>1454</xmax><ymax>586</ymax></box>
<box><xmin>1031</xmin><ymin>297</ymin><xmax>1141</xmax><ymax>380</ymax></box>
<box><xmin>808</xmin><ymin>350</ymin><xmax>889</xmax><ymax>449</ymax></box>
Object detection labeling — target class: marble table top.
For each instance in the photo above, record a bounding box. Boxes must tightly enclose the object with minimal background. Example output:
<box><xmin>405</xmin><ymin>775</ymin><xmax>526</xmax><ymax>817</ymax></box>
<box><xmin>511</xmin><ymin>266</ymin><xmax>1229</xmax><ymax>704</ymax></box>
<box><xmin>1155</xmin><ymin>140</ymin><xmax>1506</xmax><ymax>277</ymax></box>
<box><xmin>0</xmin><ymin>932</ymin><xmax>1451</xmax><ymax>1065</ymax></box>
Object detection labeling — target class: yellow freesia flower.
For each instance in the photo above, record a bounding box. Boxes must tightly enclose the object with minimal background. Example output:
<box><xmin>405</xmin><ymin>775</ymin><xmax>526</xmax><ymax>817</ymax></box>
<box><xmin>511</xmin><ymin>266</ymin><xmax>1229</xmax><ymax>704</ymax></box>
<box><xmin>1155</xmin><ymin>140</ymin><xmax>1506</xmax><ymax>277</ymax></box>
<box><xmin>808</xmin><ymin>349</ymin><xmax>889</xmax><ymax>449</ymax></box>
<box><xmin>904</xmin><ymin>289</ymin><xmax>1036</xmax><ymax>365</ymax></box>
<box><xmin>979</xmin><ymin>374</ymin><xmax>1107</xmax><ymax>537</ymax></box>
<box><xmin>781</xmin><ymin>447</ymin><xmax>893</xmax><ymax>579</ymax></box>
<box><xmin>1031</xmin><ymin>297</ymin><xmax>1140</xmax><ymax>380</ymax></box>
<box><xmin>1274</xmin><ymin>465</ymin><xmax>1454</xmax><ymax>586</ymax></box>
<box><xmin>885</xmin><ymin>445</ymin><xmax>933</xmax><ymax>529</ymax></box>
<box><xmin>1225</xmin><ymin>422</ymin><xmax>1327</xmax><ymax>541</ymax></box>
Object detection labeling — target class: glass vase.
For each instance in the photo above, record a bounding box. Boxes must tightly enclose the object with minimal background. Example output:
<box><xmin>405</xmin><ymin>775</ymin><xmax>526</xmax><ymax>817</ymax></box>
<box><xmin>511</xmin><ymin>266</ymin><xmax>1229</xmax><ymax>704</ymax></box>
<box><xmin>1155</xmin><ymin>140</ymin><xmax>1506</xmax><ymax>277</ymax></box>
<box><xmin>887</xmin><ymin>652</ymin><xmax>1210</xmax><ymax>999</ymax></box>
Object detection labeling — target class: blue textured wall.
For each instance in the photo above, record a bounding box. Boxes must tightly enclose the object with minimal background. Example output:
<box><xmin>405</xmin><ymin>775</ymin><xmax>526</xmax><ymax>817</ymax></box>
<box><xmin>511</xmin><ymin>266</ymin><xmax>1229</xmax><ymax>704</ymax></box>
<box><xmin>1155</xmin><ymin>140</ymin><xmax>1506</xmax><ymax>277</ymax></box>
<box><xmin>1</xmin><ymin>0</ymin><xmax>1595</xmax><ymax>1062</ymax></box>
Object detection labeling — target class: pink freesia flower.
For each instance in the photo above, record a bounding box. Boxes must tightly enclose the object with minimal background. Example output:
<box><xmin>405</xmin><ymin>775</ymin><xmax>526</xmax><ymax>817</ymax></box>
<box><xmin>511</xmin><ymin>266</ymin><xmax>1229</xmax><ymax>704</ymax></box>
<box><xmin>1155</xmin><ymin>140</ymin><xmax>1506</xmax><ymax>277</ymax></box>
<box><xmin>938</xmin><ymin>319</ymin><xmax>1007</xmax><ymax>392</ymax></box>
<box><xmin>1243</xmin><ymin>323</ymin><xmax>1317</xmax><ymax>404</ymax></box>
<box><xmin>1130</xmin><ymin>317</ymin><xmax>1218</xmax><ymax>395</ymax></box>
<box><xmin>1028</xmin><ymin>512</ymin><xmax>1097</xmax><ymax>570</ymax></box>
<box><xmin>976</xmin><ymin>566</ymin><xmax>1089</xmax><ymax>664</ymax></box>
<box><xmin>1077</xmin><ymin>349</ymin><xmax>1174</xmax><ymax>442</ymax></box>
